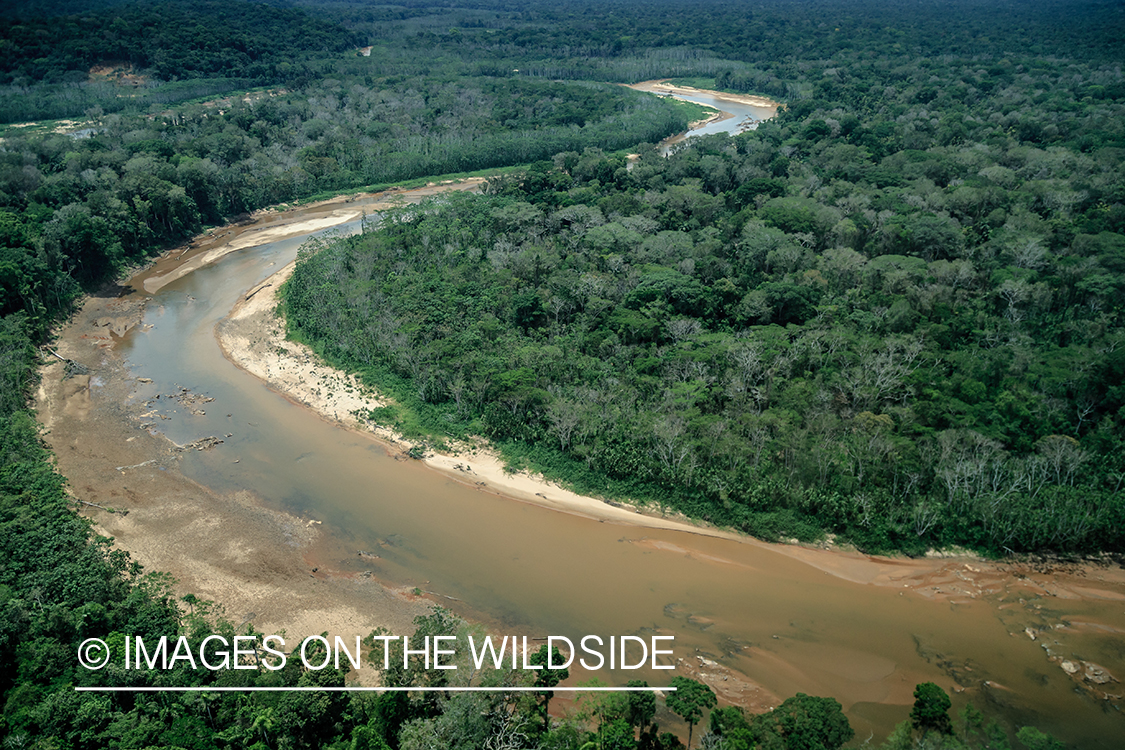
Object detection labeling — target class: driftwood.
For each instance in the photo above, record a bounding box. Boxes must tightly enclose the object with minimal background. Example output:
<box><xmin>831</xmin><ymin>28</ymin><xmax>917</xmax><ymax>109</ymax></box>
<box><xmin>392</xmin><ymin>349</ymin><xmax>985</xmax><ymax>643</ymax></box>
<box><xmin>74</xmin><ymin>499</ymin><xmax>122</xmax><ymax>514</ymax></box>
<box><xmin>245</xmin><ymin>283</ymin><xmax>273</xmax><ymax>300</ymax></box>
<box><xmin>173</xmin><ymin>436</ymin><xmax>224</xmax><ymax>452</ymax></box>
<box><xmin>116</xmin><ymin>460</ymin><xmax>155</xmax><ymax>471</ymax></box>
<box><xmin>45</xmin><ymin>349</ymin><xmax>89</xmax><ymax>377</ymax></box>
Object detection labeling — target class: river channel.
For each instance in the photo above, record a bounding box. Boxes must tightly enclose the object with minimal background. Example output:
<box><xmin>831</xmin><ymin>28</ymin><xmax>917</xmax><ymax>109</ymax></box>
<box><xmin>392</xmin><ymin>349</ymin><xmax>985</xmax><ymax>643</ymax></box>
<box><xmin>625</xmin><ymin>81</ymin><xmax>779</xmax><ymax>153</ymax></box>
<box><xmin>52</xmin><ymin>90</ymin><xmax>1125</xmax><ymax>746</ymax></box>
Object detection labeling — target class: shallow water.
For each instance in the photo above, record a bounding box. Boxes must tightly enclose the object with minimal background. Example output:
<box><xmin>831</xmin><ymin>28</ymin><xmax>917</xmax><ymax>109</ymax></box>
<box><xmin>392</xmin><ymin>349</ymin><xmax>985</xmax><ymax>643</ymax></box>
<box><xmin>669</xmin><ymin>90</ymin><xmax>774</xmax><ymax>137</ymax></box>
<box><xmin>114</xmin><ymin>203</ymin><xmax>1125</xmax><ymax>747</ymax></box>
<box><xmin>642</xmin><ymin>86</ymin><xmax>777</xmax><ymax>154</ymax></box>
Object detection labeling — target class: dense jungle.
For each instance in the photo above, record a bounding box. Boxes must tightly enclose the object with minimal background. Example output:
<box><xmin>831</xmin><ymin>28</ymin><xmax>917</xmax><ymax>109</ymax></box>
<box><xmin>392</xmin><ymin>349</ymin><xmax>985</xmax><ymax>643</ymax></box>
<box><xmin>1</xmin><ymin>0</ymin><xmax>1121</xmax><ymax>748</ymax></box>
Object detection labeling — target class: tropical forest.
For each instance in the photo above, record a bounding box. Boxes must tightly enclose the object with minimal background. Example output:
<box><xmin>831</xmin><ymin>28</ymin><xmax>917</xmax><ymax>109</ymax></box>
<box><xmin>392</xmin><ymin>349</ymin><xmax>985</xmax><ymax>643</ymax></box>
<box><xmin>1</xmin><ymin>0</ymin><xmax>1122</xmax><ymax>748</ymax></box>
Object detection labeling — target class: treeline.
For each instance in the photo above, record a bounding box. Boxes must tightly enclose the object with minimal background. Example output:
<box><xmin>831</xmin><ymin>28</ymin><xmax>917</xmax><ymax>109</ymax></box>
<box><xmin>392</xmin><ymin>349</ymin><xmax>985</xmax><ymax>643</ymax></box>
<box><xmin>0</xmin><ymin>76</ymin><xmax>691</xmax><ymax>341</ymax></box>
<box><xmin>325</xmin><ymin>0</ymin><xmax>1125</xmax><ymax>63</ymax></box>
<box><xmin>285</xmin><ymin>53</ymin><xmax>1125</xmax><ymax>554</ymax></box>
<box><xmin>0</xmin><ymin>77</ymin><xmax>264</xmax><ymax>125</ymax></box>
<box><xmin>0</xmin><ymin>0</ymin><xmax>356</xmax><ymax>86</ymax></box>
<box><xmin>0</xmin><ymin>0</ymin><xmax>364</xmax><ymax>124</ymax></box>
<box><xmin>325</xmin><ymin>0</ymin><xmax>1124</xmax><ymax>103</ymax></box>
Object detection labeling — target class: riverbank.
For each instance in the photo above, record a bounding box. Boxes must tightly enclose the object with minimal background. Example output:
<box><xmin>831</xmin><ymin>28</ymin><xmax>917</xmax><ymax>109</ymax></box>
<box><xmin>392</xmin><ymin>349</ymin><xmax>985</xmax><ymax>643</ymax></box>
<box><xmin>139</xmin><ymin>178</ymin><xmax>488</xmax><ymax>294</ymax></box>
<box><xmin>209</xmin><ymin>250</ymin><xmax>1125</xmax><ymax>716</ymax></box>
<box><xmin>30</xmin><ymin>181</ymin><xmax>499</xmax><ymax>651</ymax></box>
<box><xmin>35</xmin><ymin>292</ymin><xmax>434</xmax><ymax>654</ymax></box>
<box><xmin>209</xmin><ymin>201</ymin><xmax>1125</xmax><ymax>595</ymax></box>
<box><xmin>625</xmin><ymin>80</ymin><xmax>779</xmax><ymax>151</ymax></box>
<box><xmin>218</xmin><ymin>261</ymin><xmax>755</xmax><ymax>538</ymax></box>
<box><xmin>216</xmin><ymin>258</ymin><xmax>965</xmax><ymax>588</ymax></box>
<box><xmin>36</xmin><ymin>161</ymin><xmax>1125</xmax><ymax>744</ymax></box>
<box><xmin>627</xmin><ymin>79</ymin><xmax>780</xmax><ymax>111</ymax></box>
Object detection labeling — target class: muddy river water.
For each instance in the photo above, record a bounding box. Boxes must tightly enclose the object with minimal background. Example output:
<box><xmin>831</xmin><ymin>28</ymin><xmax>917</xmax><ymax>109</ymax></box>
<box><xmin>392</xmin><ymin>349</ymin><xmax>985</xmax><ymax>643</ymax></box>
<box><xmin>61</xmin><ymin>95</ymin><xmax>1125</xmax><ymax>746</ymax></box>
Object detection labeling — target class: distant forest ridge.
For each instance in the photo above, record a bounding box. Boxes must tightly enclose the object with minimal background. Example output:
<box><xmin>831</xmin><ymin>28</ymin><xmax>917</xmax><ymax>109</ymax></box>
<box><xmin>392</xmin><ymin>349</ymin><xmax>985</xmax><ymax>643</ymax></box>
<box><xmin>1</xmin><ymin>0</ymin><xmax>1121</xmax><ymax>127</ymax></box>
<box><xmin>0</xmin><ymin>0</ymin><xmax>358</xmax><ymax>85</ymax></box>
<box><xmin>2</xmin><ymin>0</ymin><xmax>1122</xmax><ymax>86</ymax></box>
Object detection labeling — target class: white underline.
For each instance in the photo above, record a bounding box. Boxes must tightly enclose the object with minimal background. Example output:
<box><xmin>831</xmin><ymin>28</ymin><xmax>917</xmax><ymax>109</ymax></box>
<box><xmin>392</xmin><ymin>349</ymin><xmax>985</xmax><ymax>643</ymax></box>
<box><xmin>76</xmin><ymin>686</ymin><xmax>673</xmax><ymax>693</ymax></box>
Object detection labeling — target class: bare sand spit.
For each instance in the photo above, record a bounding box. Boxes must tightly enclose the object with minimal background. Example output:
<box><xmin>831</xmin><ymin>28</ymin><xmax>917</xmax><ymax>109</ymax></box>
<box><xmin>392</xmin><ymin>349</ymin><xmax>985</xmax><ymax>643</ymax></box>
<box><xmin>627</xmin><ymin>79</ymin><xmax>781</xmax><ymax>111</ymax></box>
<box><xmin>141</xmin><ymin>179</ymin><xmax>485</xmax><ymax>294</ymax></box>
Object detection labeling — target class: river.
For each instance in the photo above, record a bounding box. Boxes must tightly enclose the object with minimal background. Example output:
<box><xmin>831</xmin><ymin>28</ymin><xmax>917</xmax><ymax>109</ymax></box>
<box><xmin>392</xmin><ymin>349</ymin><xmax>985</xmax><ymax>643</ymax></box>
<box><xmin>47</xmin><ymin>103</ymin><xmax>1125</xmax><ymax>746</ymax></box>
<box><xmin>625</xmin><ymin>80</ymin><xmax>779</xmax><ymax>153</ymax></box>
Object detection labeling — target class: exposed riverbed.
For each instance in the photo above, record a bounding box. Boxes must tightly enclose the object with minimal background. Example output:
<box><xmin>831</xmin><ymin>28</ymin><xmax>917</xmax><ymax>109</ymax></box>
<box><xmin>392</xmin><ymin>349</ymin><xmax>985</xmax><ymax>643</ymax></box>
<box><xmin>37</xmin><ymin>134</ymin><xmax>1125</xmax><ymax>745</ymax></box>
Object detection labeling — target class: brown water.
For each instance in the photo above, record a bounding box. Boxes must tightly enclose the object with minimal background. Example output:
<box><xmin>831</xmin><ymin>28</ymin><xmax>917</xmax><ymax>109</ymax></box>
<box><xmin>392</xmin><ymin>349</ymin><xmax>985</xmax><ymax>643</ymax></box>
<box><xmin>114</xmin><ymin>205</ymin><xmax>1125</xmax><ymax>746</ymax></box>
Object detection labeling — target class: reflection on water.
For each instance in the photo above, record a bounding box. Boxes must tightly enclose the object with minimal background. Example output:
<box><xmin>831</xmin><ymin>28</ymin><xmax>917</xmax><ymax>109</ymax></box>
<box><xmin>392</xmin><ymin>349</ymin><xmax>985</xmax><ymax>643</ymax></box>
<box><xmin>117</xmin><ymin>209</ymin><xmax>1125</xmax><ymax>747</ymax></box>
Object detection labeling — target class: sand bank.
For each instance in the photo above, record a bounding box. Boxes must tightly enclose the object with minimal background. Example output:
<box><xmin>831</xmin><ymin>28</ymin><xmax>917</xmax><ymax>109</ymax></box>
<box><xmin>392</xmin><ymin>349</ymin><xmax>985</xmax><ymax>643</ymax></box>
<box><xmin>217</xmin><ymin>260</ymin><xmax>739</xmax><ymax>538</ymax></box>
<box><xmin>627</xmin><ymin>80</ymin><xmax>780</xmax><ymax>111</ymax></box>
<box><xmin>35</xmin><ymin>293</ymin><xmax>433</xmax><ymax>649</ymax></box>
<box><xmin>211</xmin><ymin>213</ymin><xmax>992</xmax><ymax>594</ymax></box>
<box><xmin>140</xmin><ymin>179</ymin><xmax>485</xmax><ymax>294</ymax></box>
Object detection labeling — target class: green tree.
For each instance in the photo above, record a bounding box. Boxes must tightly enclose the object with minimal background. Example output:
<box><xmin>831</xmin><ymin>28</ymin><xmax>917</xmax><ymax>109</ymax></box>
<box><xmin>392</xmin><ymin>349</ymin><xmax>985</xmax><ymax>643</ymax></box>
<box><xmin>708</xmin><ymin>706</ymin><xmax>755</xmax><ymax>750</ymax></box>
<box><xmin>752</xmin><ymin>693</ymin><xmax>853</xmax><ymax>750</ymax></box>
<box><xmin>625</xmin><ymin>679</ymin><xmax>656</xmax><ymax>735</ymax></box>
<box><xmin>530</xmin><ymin>644</ymin><xmax>570</xmax><ymax>731</ymax></box>
<box><xmin>1016</xmin><ymin>727</ymin><xmax>1064</xmax><ymax>750</ymax></box>
<box><xmin>666</xmin><ymin>677</ymin><xmax>716</xmax><ymax>749</ymax></box>
<box><xmin>910</xmin><ymin>682</ymin><xmax>953</xmax><ymax>735</ymax></box>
